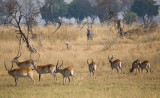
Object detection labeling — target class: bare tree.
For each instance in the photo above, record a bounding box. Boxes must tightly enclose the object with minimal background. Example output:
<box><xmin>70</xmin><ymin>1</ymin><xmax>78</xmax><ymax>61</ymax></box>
<box><xmin>3</xmin><ymin>0</ymin><xmax>45</xmax><ymax>54</ymax></box>
<box><xmin>79</xmin><ymin>18</ymin><xmax>95</xmax><ymax>40</ymax></box>
<box><xmin>96</xmin><ymin>0</ymin><xmax>125</xmax><ymax>38</ymax></box>
<box><xmin>87</xmin><ymin>28</ymin><xmax>93</xmax><ymax>40</ymax></box>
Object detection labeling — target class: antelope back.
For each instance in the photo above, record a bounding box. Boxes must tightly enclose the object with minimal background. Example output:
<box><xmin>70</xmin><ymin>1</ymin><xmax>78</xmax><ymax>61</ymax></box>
<box><xmin>63</xmin><ymin>66</ymin><xmax>73</xmax><ymax>77</ymax></box>
<box><xmin>89</xmin><ymin>61</ymin><xmax>96</xmax><ymax>71</ymax></box>
<box><xmin>132</xmin><ymin>59</ymin><xmax>140</xmax><ymax>68</ymax></box>
<box><xmin>36</xmin><ymin>64</ymin><xmax>56</xmax><ymax>73</ymax></box>
<box><xmin>130</xmin><ymin>59</ymin><xmax>140</xmax><ymax>72</ymax></box>
<box><xmin>110</xmin><ymin>59</ymin><xmax>121</xmax><ymax>68</ymax></box>
<box><xmin>8</xmin><ymin>68</ymin><xmax>34</xmax><ymax>77</ymax></box>
<box><xmin>18</xmin><ymin>60</ymin><xmax>34</xmax><ymax>68</ymax></box>
<box><xmin>139</xmin><ymin>60</ymin><xmax>150</xmax><ymax>68</ymax></box>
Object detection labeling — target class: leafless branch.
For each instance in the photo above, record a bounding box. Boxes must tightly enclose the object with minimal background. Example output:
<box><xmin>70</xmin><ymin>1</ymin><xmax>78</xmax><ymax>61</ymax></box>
<box><xmin>96</xmin><ymin>0</ymin><xmax>125</xmax><ymax>38</ymax></box>
<box><xmin>52</xmin><ymin>18</ymin><xmax>62</xmax><ymax>34</ymax></box>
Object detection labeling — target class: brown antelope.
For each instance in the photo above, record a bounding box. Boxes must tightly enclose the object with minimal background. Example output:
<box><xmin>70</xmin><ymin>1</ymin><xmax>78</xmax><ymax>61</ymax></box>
<box><xmin>87</xmin><ymin>59</ymin><xmax>96</xmax><ymax>79</ymax></box>
<box><xmin>108</xmin><ymin>55</ymin><xmax>122</xmax><ymax>73</ymax></box>
<box><xmin>12</xmin><ymin>52</ymin><xmax>40</xmax><ymax>69</ymax></box>
<box><xmin>56</xmin><ymin>61</ymin><xmax>74</xmax><ymax>85</ymax></box>
<box><xmin>32</xmin><ymin>61</ymin><xmax>58</xmax><ymax>81</ymax></box>
<box><xmin>130</xmin><ymin>59</ymin><xmax>140</xmax><ymax>73</ymax></box>
<box><xmin>4</xmin><ymin>62</ymin><xmax>35</xmax><ymax>86</ymax></box>
<box><xmin>138</xmin><ymin>60</ymin><xmax>151</xmax><ymax>73</ymax></box>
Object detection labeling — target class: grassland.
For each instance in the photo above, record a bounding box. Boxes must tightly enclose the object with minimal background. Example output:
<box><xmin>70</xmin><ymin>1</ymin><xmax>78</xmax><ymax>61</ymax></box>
<box><xmin>0</xmin><ymin>24</ymin><xmax>160</xmax><ymax>98</ymax></box>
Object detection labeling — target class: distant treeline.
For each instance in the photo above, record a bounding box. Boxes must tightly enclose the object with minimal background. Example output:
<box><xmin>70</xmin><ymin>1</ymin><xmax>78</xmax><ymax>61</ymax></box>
<box><xmin>0</xmin><ymin>0</ymin><xmax>159</xmax><ymax>25</ymax></box>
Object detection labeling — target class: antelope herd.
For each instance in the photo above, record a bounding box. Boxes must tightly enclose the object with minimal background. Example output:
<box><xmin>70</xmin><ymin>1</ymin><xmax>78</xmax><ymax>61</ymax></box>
<box><xmin>3</xmin><ymin>53</ymin><xmax>151</xmax><ymax>86</ymax></box>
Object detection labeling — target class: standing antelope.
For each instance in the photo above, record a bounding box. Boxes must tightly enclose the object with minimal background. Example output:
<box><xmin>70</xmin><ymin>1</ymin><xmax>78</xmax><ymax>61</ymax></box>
<box><xmin>32</xmin><ymin>61</ymin><xmax>58</xmax><ymax>81</ymax></box>
<box><xmin>108</xmin><ymin>55</ymin><xmax>122</xmax><ymax>73</ymax></box>
<box><xmin>138</xmin><ymin>60</ymin><xmax>151</xmax><ymax>73</ymax></box>
<box><xmin>4</xmin><ymin>62</ymin><xmax>35</xmax><ymax>86</ymax></box>
<box><xmin>56</xmin><ymin>61</ymin><xmax>74</xmax><ymax>85</ymax></box>
<box><xmin>130</xmin><ymin>59</ymin><xmax>140</xmax><ymax>73</ymax></box>
<box><xmin>12</xmin><ymin>52</ymin><xmax>40</xmax><ymax>69</ymax></box>
<box><xmin>87</xmin><ymin>59</ymin><xmax>96</xmax><ymax>79</ymax></box>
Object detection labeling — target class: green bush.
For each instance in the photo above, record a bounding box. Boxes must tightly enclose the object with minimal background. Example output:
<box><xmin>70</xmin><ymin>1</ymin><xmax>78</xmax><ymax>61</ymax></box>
<box><xmin>123</xmin><ymin>12</ymin><xmax>137</xmax><ymax>25</ymax></box>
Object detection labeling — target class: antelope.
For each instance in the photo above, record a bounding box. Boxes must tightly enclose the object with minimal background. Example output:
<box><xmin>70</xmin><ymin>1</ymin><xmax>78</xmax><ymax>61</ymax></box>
<box><xmin>12</xmin><ymin>52</ymin><xmax>40</xmax><ymax>69</ymax></box>
<box><xmin>32</xmin><ymin>61</ymin><xmax>58</xmax><ymax>81</ymax></box>
<box><xmin>138</xmin><ymin>60</ymin><xmax>151</xmax><ymax>73</ymax></box>
<box><xmin>130</xmin><ymin>59</ymin><xmax>140</xmax><ymax>73</ymax></box>
<box><xmin>87</xmin><ymin>59</ymin><xmax>96</xmax><ymax>79</ymax></box>
<box><xmin>56</xmin><ymin>61</ymin><xmax>74</xmax><ymax>85</ymax></box>
<box><xmin>108</xmin><ymin>55</ymin><xmax>122</xmax><ymax>73</ymax></box>
<box><xmin>4</xmin><ymin>62</ymin><xmax>35</xmax><ymax>86</ymax></box>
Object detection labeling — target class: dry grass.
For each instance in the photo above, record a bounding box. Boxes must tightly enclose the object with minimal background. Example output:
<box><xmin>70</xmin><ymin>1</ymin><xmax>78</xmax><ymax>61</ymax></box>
<box><xmin>0</xmin><ymin>25</ymin><xmax>160</xmax><ymax>98</ymax></box>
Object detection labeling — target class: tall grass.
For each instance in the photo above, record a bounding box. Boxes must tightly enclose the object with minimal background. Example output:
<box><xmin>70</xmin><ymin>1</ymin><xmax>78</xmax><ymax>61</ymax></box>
<box><xmin>0</xmin><ymin>24</ymin><xmax>160</xmax><ymax>98</ymax></box>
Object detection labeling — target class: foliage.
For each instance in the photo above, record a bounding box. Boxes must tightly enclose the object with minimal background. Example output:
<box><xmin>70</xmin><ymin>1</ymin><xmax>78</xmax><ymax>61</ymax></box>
<box><xmin>123</xmin><ymin>12</ymin><xmax>137</xmax><ymax>24</ymax></box>
<box><xmin>0</xmin><ymin>0</ymin><xmax>7</xmax><ymax>24</ymax></box>
<box><xmin>131</xmin><ymin>0</ymin><xmax>159</xmax><ymax>22</ymax></box>
<box><xmin>41</xmin><ymin>0</ymin><xmax>69</xmax><ymax>24</ymax></box>
<box><xmin>67</xmin><ymin>0</ymin><xmax>96</xmax><ymax>21</ymax></box>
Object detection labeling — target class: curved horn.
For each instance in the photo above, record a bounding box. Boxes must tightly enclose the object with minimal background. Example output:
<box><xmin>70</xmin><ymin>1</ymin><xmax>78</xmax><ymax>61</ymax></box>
<box><xmin>108</xmin><ymin>54</ymin><xmax>113</xmax><ymax>60</ymax></box>
<box><xmin>108</xmin><ymin>55</ymin><xmax>112</xmax><ymax>60</ymax></box>
<box><xmin>13</xmin><ymin>51</ymin><xmax>21</xmax><ymax>61</ymax></box>
<box><xmin>59</xmin><ymin>60</ymin><xmax>63</xmax><ymax>68</ymax></box>
<box><xmin>11</xmin><ymin>61</ymin><xmax>13</xmax><ymax>70</ymax></box>
<box><xmin>111</xmin><ymin>54</ymin><xmax>113</xmax><ymax>59</ymax></box>
<box><xmin>16</xmin><ymin>51</ymin><xmax>21</xmax><ymax>58</ymax></box>
<box><xmin>4</xmin><ymin>62</ymin><xmax>8</xmax><ymax>71</ymax></box>
<box><xmin>56</xmin><ymin>60</ymin><xmax>59</xmax><ymax>67</ymax></box>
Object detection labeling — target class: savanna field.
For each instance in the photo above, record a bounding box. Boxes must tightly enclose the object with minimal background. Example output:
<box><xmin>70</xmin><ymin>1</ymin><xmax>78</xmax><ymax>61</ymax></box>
<box><xmin>0</xmin><ymin>24</ymin><xmax>160</xmax><ymax>98</ymax></box>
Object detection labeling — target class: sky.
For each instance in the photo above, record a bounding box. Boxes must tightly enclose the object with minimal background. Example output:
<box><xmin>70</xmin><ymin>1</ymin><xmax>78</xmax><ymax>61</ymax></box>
<box><xmin>64</xmin><ymin>0</ymin><xmax>73</xmax><ymax>4</ymax></box>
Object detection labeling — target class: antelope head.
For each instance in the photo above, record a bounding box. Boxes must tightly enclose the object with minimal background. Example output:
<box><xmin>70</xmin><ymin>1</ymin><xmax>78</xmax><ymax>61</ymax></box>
<box><xmin>56</xmin><ymin>60</ymin><xmax>63</xmax><ymax>73</ymax></box>
<box><xmin>4</xmin><ymin>61</ymin><xmax>14</xmax><ymax>71</ymax></box>
<box><xmin>12</xmin><ymin>52</ymin><xmax>21</xmax><ymax>64</ymax></box>
<box><xmin>87</xmin><ymin>58</ymin><xmax>94</xmax><ymax>65</ymax></box>
<box><xmin>108</xmin><ymin>54</ymin><xmax>113</xmax><ymax>63</ymax></box>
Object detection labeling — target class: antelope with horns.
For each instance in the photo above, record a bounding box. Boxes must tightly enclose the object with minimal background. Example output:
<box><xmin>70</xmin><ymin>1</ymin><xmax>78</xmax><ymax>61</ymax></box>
<box><xmin>108</xmin><ymin>55</ymin><xmax>122</xmax><ymax>73</ymax></box>
<box><xmin>138</xmin><ymin>60</ymin><xmax>151</xmax><ymax>73</ymax></box>
<box><xmin>12</xmin><ymin>52</ymin><xmax>40</xmax><ymax>69</ymax></box>
<box><xmin>130</xmin><ymin>59</ymin><xmax>140</xmax><ymax>73</ymax></box>
<box><xmin>4</xmin><ymin>62</ymin><xmax>35</xmax><ymax>86</ymax></box>
<box><xmin>32</xmin><ymin>61</ymin><xmax>58</xmax><ymax>81</ymax></box>
<box><xmin>87</xmin><ymin>58</ymin><xmax>96</xmax><ymax>79</ymax></box>
<box><xmin>56</xmin><ymin>61</ymin><xmax>74</xmax><ymax>85</ymax></box>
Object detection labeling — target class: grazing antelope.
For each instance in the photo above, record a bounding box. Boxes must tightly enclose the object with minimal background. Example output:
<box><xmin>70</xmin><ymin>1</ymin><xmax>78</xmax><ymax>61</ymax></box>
<box><xmin>138</xmin><ymin>60</ymin><xmax>151</xmax><ymax>73</ymax></box>
<box><xmin>4</xmin><ymin>62</ymin><xmax>35</xmax><ymax>86</ymax></box>
<box><xmin>56</xmin><ymin>61</ymin><xmax>74</xmax><ymax>85</ymax></box>
<box><xmin>87</xmin><ymin>59</ymin><xmax>96</xmax><ymax>79</ymax></box>
<box><xmin>32</xmin><ymin>61</ymin><xmax>58</xmax><ymax>81</ymax></box>
<box><xmin>12</xmin><ymin>52</ymin><xmax>40</xmax><ymax>69</ymax></box>
<box><xmin>108</xmin><ymin>55</ymin><xmax>122</xmax><ymax>73</ymax></box>
<box><xmin>130</xmin><ymin>59</ymin><xmax>140</xmax><ymax>73</ymax></box>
